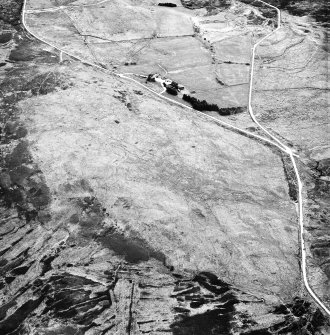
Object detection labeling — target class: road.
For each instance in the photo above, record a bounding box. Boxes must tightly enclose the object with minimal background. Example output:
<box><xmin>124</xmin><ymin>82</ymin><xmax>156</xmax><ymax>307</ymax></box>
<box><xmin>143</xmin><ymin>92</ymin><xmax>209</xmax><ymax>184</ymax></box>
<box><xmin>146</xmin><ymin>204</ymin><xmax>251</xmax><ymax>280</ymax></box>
<box><xmin>22</xmin><ymin>0</ymin><xmax>330</xmax><ymax>317</ymax></box>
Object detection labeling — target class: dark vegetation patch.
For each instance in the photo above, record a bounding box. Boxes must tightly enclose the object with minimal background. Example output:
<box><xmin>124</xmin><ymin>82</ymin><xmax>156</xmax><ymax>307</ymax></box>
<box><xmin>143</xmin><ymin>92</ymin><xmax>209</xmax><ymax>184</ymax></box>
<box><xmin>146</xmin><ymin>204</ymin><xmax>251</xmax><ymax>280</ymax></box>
<box><xmin>99</xmin><ymin>232</ymin><xmax>165</xmax><ymax>264</ymax></box>
<box><xmin>240</xmin><ymin>0</ymin><xmax>329</xmax><ymax>27</ymax></box>
<box><xmin>281</xmin><ymin>154</ymin><xmax>298</xmax><ymax>202</ymax></box>
<box><xmin>113</xmin><ymin>90</ymin><xmax>133</xmax><ymax>111</ymax></box>
<box><xmin>242</xmin><ymin>298</ymin><xmax>326</xmax><ymax>334</ymax></box>
<box><xmin>69</xmin><ymin>213</ymin><xmax>80</xmax><ymax>223</ymax></box>
<box><xmin>183</xmin><ymin>94</ymin><xmax>244</xmax><ymax>115</ymax></box>
<box><xmin>278</xmin><ymin>0</ymin><xmax>329</xmax><ymax>27</ymax></box>
<box><xmin>268</xmin><ymin>299</ymin><xmax>325</xmax><ymax>333</ymax></box>
<box><xmin>0</xmin><ymin>45</ymin><xmax>70</xmax><ymax>226</ymax></box>
<box><xmin>236</xmin><ymin>311</ymin><xmax>258</xmax><ymax>331</ymax></box>
<box><xmin>0</xmin><ymin>0</ymin><xmax>23</xmax><ymax>27</ymax></box>
<box><xmin>72</xmin><ymin>195</ymin><xmax>166</xmax><ymax>264</ymax></box>
<box><xmin>26</xmin><ymin>72</ymin><xmax>67</xmax><ymax>95</ymax></box>
<box><xmin>0</xmin><ymin>67</ymin><xmax>69</xmax><ymax>121</ymax></box>
<box><xmin>73</xmin><ymin>196</ymin><xmax>104</xmax><ymax>239</ymax></box>
<box><xmin>0</xmin><ymin>140</ymin><xmax>51</xmax><ymax>221</ymax></box>
<box><xmin>0</xmin><ymin>68</ymin><xmax>68</xmax><ymax>103</ymax></box>
<box><xmin>306</xmin><ymin>171</ymin><xmax>330</xmax><ymax>279</ymax></box>
<box><xmin>166</xmin><ymin>85</ymin><xmax>178</xmax><ymax>95</ymax></box>
<box><xmin>158</xmin><ymin>3</ymin><xmax>177</xmax><ymax>7</ymax></box>
<box><xmin>0</xmin><ymin>32</ymin><xmax>12</xmax><ymax>44</ymax></box>
<box><xmin>9</xmin><ymin>35</ymin><xmax>60</xmax><ymax>63</ymax></box>
<box><xmin>181</xmin><ymin>0</ymin><xmax>231</xmax><ymax>11</ymax></box>
<box><xmin>316</xmin><ymin>158</ymin><xmax>330</xmax><ymax>177</ymax></box>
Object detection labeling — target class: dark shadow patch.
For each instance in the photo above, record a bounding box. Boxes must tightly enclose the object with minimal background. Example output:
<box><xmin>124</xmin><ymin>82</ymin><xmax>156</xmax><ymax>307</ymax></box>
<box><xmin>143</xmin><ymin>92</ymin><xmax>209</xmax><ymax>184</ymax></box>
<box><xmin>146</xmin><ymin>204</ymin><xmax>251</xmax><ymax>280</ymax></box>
<box><xmin>40</xmin><ymin>273</ymin><xmax>110</xmax><ymax>326</ymax></box>
<box><xmin>0</xmin><ymin>296</ymin><xmax>43</xmax><ymax>334</ymax></box>
<box><xmin>0</xmin><ymin>32</ymin><xmax>12</xmax><ymax>44</ymax></box>
<box><xmin>11</xmin><ymin>263</ymin><xmax>32</xmax><ymax>276</ymax></box>
<box><xmin>98</xmin><ymin>232</ymin><xmax>165</xmax><ymax>264</ymax></box>
<box><xmin>4</xmin><ymin>276</ymin><xmax>15</xmax><ymax>284</ymax></box>
<box><xmin>0</xmin><ymin>139</ymin><xmax>51</xmax><ymax>221</ymax></box>
<box><xmin>243</xmin><ymin>330</ymin><xmax>271</xmax><ymax>335</ymax></box>
<box><xmin>3</xmin><ymin>121</ymin><xmax>28</xmax><ymax>141</ymax></box>
<box><xmin>74</xmin><ymin>196</ymin><xmax>166</xmax><ymax>264</ymax></box>
<box><xmin>194</xmin><ymin>271</ymin><xmax>231</xmax><ymax>295</ymax></box>
<box><xmin>171</xmin><ymin>272</ymin><xmax>238</xmax><ymax>334</ymax></box>
<box><xmin>246</xmin><ymin>297</ymin><xmax>326</xmax><ymax>334</ymax></box>
<box><xmin>4</xmin><ymin>141</ymin><xmax>31</xmax><ymax>169</ymax></box>
<box><xmin>39</xmin><ymin>325</ymin><xmax>84</xmax><ymax>335</ymax></box>
<box><xmin>9</xmin><ymin>37</ymin><xmax>59</xmax><ymax>63</ymax></box>
<box><xmin>40</xmin><ymin>254</ymin><xmax>58</xmax><ymax>276</ymax></box>
<box><xmin>171</xmin><ymin>306</ymin><xmax>234</xmax><ymax>335</ymax></box>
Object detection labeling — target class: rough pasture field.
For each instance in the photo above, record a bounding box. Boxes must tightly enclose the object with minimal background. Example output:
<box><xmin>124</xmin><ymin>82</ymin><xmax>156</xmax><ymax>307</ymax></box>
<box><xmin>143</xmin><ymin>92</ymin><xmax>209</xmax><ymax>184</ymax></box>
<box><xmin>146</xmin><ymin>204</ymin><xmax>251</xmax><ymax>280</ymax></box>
<box><xmin>18</xmin><ymin>65</ymin><xmax>299</xmax><ymax>296</ymax></box>
<box><xmin>92</xmin><ymin>36</ymin><xmax>211</xmax><ymax>70</ymax></box>
<box><xmin>213</xmin><ymin>35</ymin><xmax>252</xmax><ymax>63</ymax></box>
<box><xmin>24</xmin><ymin>0</ymin><xmax>274</xmax><ymax>108</ymax></box>
<box><xmin>216</xmin><ymin>64</ymin><xmax>250</xmax><ymax>86</ymax></box>
<box><xmin>167</xmin><ymin>65</ymin><xmax>249</xmax><ymax>107</ymax></box>
<box><xmin>26</xmin><ymin>11</ymin><xmax>96</xmax><ymax>63</ymax></box>
<box><xmin>65</xmin><ymin>1</ymin><xmax>194</xmax><ymax>41</ymax></box>
<box><xmin>252</xmin><ymin>18</ymin><xmax>329</xmax><ymax>159</ymax></box>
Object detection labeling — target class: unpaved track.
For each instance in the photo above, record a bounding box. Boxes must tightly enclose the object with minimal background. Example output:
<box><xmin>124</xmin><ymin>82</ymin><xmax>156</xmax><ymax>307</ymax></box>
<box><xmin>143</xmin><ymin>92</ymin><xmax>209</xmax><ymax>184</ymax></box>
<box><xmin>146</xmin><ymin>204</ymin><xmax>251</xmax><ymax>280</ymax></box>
<box><xmin>249</xmin><ymin>0</ymin><xmax>330</xmax><ymax>317</ymax></box>
<box><xmin>25</xmin><ymin>0</ymin><xmax>113</xmax><ymax>13</ymax></box>
<box><xmin>22</xmin><ymin>0</ymin><xmax>330</xmax><ymax>316</ymax></box>
<box><xmin>21</xmin><ymin>1</ymin><xmax>290</xmax><ymax>153</ymax></box>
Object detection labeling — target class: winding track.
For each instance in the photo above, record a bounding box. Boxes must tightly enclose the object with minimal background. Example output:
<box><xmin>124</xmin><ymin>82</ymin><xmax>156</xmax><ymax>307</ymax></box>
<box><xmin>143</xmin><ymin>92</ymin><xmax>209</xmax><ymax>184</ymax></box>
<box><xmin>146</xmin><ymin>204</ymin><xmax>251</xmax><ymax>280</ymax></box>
<box><xmin>22</xmin><ymin>0</ymin><xmax>330</xmax><ymax>316</ymax></box>
<box><xmin>249</xmin><ymin>1</ymin><xmax>330</xmax><ymax>317</ymax></box>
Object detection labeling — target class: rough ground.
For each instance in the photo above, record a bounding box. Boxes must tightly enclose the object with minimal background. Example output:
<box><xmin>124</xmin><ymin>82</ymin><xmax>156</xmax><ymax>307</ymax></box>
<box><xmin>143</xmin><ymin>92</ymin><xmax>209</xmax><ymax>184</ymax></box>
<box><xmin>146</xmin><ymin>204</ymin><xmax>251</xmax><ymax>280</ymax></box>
<box><xmin>0</xmin><ymin>0</ymin><xmax>329</xmax><ymax>334</ymax></box>
<box><xmin>251</xmin><ymin>9</ymin><xmax>330</xmax><ymax>310</ymax></box>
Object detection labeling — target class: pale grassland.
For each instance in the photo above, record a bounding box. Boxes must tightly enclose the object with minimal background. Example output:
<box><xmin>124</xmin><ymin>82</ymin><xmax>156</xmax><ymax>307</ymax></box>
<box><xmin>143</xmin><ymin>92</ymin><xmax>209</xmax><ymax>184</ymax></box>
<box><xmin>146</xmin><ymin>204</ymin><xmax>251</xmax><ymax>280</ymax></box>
<box><xmin>25</xmin><ymin>0</ymin><xmax>258</xmax><ymax>107</ymax></box>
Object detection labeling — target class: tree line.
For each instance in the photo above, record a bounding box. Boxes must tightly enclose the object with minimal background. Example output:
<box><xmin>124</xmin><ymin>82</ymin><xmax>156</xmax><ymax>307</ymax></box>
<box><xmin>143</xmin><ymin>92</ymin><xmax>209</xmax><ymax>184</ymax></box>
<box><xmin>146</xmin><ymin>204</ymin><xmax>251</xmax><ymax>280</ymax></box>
<box><xmin>158</xmin><ymin>3</ymin><xmax>177</xmax><ymax>7</ymax></box>
<box><xmin>182</xmin><ymin>94</ymin><xmax>244</xmax><ymax>115</ymax></box>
